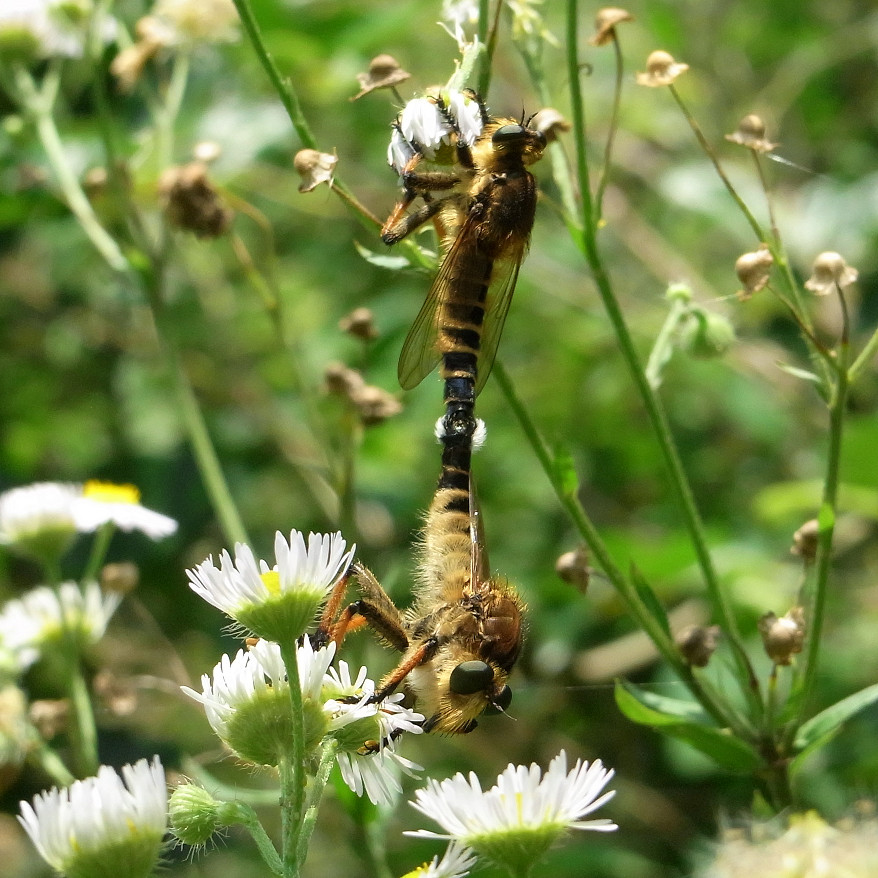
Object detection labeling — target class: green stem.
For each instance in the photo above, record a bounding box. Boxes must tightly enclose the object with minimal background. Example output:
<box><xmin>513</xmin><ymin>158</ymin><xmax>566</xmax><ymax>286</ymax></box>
<box><xmin>493</xmin><ymin>361</ymin><xmax>742</xmax><ymax>733</ymax></box>
<box><xmin>297</xmin><ymin>738</ymin><xmax>339</xmax><ymax>865</ymax></box>
<box><xmin>278</xmin><ymin>642</ymin><xmax>307</xmax><ymax>877</ymax></box>
<box><xmin>848</xmin><ymin>325</ymin><xmax>878</xmax><ymax>384</ymax></box>
<box><xmin>82</xmin><ymin>522</ymin><xmax>115</xmax><ymax>583</ymax></box>
<box><xmin>644</xmin><ymin>294</ymin><xmax>690</xmax><ymax>389</ymax></box>
<box><xmin>231</xmin><ymin>803</ymin><xmax>284</xmax><ymax>875</ymax></box>
<box><xmin>13</xmin><ymin>66</ymin><xmax>129</xmax><ymax>274</ymax></box>
<box><xmin>593</xmin><ymin>36</ymin><xmax>625</xmax><ymax>224</ymax></box>
<box><xmin>29</xmin><ymin>740</ymin><xmax>76</xmax><ymax>787</ymax></box>
<box><xmin>565</xmin><ymin>0</ymin><xmax>762</xmax><ymax>719</ymax></box>
<box><xmin>67</xmin><ymin>657</ymin><xmax>99</xmax><ymax>777</ymax></box>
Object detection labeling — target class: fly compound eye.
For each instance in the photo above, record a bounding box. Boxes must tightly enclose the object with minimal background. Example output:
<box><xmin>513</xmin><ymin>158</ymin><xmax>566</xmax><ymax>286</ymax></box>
<box><xmin>492</xmin><ymin>124</ymin><xmax>526</xmax><ymax>145</ymax></box>
<box><xmin>449</xmin><ymin>660</ymin><xmax>494</xmax><ymax>695</ymax></box>
<box><xmin>484</xmin><ymin>684</ymin><xmax>512</xmax><ymax>715</ymax></box>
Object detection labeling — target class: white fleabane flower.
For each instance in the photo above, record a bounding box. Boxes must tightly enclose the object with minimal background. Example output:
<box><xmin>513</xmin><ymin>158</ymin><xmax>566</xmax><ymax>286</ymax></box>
<box><xmin>0</xmin><ymin>0</ymin><xmax>115</xmax><ymax>60</ymax></box>
<box><xmin>187</xmin><ymin>530</ymin><xmax>354</xmax><ymax>642</ymax></box>
<box><xmin>444</xmin><ymin>90</ymin><xmax>483</xmax><ymax>146</ymax></box>
<box><xmin>182</xmin><ymin>637</ymin><xmax>336</xmax><ymax>765</ymax></box>
<box><xmin>407</xmin><ymin>750</ymin><xmax>617</xmax><ymax>874</ymax></box>
<box><xmin>401</xmin><ymin>841</ymin><xmax>478</xmax><ymax>878</ymax></box>
<box><xmin>0</xmin><ymin>582</ymin><xmax>121</xmax><ymax>657</ymax></box>
<box><xmin>18</xmin><ymin>756</ymin><xmax>167</xmax><ymax>878</ymax></box>
<box><xmin>0</xmin><ymin>481</ymin><xmax>176</xmax><ymax>564</ymax></box>
<box><xmin>397</xmin><ymin>97</ymin><xmax>454</xmax><ymax>161</ymax></box>
<box><xmin>322</xmin><ymin>658</ymin><xmax>424</xmax><ymax>806</ymax></box>
<box><xmin>151</xmin><ymin>0</ymin><xmax>239</xmax><ymax>45</ymax></box>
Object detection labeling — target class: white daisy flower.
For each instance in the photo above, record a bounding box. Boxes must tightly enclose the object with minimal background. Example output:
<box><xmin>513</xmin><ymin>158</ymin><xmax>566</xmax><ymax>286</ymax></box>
<box><xmin>397</xmin><ymin>97</ymin><xmax>454</xmax><ymax>160</ymax></box>
<box><xmin>0</xmin><ymin>581</ymin><xmax>121</xmax><ymax>656</ymax></box>
<box><xmin>0</xmin><ymin>0</ymin><xmax>116</xmax><ymax>60</ymax></box>
<box><xmin>401</xmin><ymin>841</ymin><xmax>478</xmax><ymax>878</ymax></box>
<box><xmin>0</xmin><ymin>481</ymin><xmax>176</xmax><ymax>563</ymax></box>
<box><xmin>151</xmin><ymin>0</ymin><xmax>239</xmax><ymax>46</ymax></box>
<box><xmin>406</xmin><ymin>750</ymin><xmax>616</xmax><ymax>873</ymax></box>
<box><xmin>186</xmin><ymin>530</ymin><xmax>354</xmax><ymax>642</ymax></box>
<box><xmin>18</xmin><ymin>756</ymin><xmax>167</xmax><ymax>878</ymax></box>
<box><xmin>181</xmin><ymin>636</ymin><xmax>337</xmax><ymax>765</ymax></box>
<box><xmin>444</xmin><ymin>90</ymin><xmax>484</xmax><ymax>146</ymax></box>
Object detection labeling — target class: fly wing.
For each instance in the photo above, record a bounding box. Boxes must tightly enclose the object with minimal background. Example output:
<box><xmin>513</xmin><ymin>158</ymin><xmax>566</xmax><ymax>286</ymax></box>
<box><xmin>397</xmin><ymin>206</ymin><xmax>482</xmax><ymax>391</ymax></box>
<box><xmin>468</xmin><ymin>474</ymin><xmax>491</xmax><ymax>593</ymax></box>
<box><xmin>473</xmin><ymin>244</ymin><xmax>525</xmax><ymax>395</ymax></box>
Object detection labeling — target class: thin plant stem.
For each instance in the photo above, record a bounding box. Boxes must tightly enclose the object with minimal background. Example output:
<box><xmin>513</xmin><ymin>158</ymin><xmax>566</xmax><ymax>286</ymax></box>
<box><xmin>593</xmin><ymin>35</ymin><xmax>625</xmax><ymax>223</ymax></box>
<box><xmin>232</xmin><ymin>803</ymin><xmax>284</xmax><ymax>875</ymax></box>
<box><xmin>297</xmin><ymin>738</ymin><xmax>339</xmax><ymax>865</ymax></box>
<box><xmin>29</xmin><ymin>741</ymin><xmax>76</xmax><ymax>787</ymax></box>
<box><xmin>493</xmin><ymin>361</ymin><xmax>748</xmax><ymax>735</ymax></box>
<box><xmin>565</xmin><ymin>0</ymin><xmax>762</xmax><ymax>719</ymax></box>
<box><xmin>279</xmin><ymin>641</ymin><xmax>307</xmax><ymax>877</ymax></box>
<box><xmin>82</xmin><ymin>522</ymin><xmax>114</xmax><ymax>584</ymax></box>
<box><xmin>66</xmin><ymin>656</ymin><xmax>99</xmax><ymax>777</ymax></box>
<box><xmin>12</xmin><ymin>65</ymin><xmax>130</xmax><ymax>274</ymax></box>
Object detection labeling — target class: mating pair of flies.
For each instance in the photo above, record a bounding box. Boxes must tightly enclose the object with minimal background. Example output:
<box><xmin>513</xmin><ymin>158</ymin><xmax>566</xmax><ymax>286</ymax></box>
<box><xmin>316</xmin><ymin>89</ymin><xmax>546</xmax><ymax>736</ymax></box>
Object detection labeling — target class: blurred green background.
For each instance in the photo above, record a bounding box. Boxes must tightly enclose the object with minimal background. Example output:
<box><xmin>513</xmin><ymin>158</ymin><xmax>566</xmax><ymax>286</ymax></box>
<box><xmin>1</xmin><ymin>0</ymin><xmax>877</xmax><ymax>875</ymax></box>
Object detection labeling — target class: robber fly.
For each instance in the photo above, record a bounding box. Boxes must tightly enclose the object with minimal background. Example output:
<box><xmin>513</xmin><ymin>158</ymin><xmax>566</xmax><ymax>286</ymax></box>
<box><xmin>319</xmin><ymin>413</ymin><xmax>524</xmax><ymax>735</ymax></box>
<box><xmin>383</xmin><ymin>89</ymin><xmax>546</xmax><ymax>400</ymax></box>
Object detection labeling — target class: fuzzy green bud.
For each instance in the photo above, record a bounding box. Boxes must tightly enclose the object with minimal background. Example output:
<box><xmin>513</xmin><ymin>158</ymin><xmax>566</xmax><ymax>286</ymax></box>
<box><xmin>681</xmin><ymin>309</ymin><xmax>736</xmax><ymax>358</ymax></box>
<box><xmin>169</xmin><ymin>784</ymin><xmax>222</xmax><ymax>846</ymax></box>
<box><xmin>665</xmin><ymin>282</ymin><xmax>693</xmax><ymax>303</ymax></box>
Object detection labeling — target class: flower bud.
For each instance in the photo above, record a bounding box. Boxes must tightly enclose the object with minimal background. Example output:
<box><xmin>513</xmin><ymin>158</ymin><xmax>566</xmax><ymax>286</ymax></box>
<box><xmin>758</xmin><ymin>607</ymin><xmax>805</xmax><ymax>666</ymax></box>
<box><xmin>735</xmin><ymin>245</ymin><xmax>773</xmax><ymax>300</ymax></box>
<box><xmin>681</xmin><ymin>309</ymin><xmax>736</xmax><ymax>359</ymax></box>
<box><xmin>676</xmin><ymin>625</ymin><xmax>721</xmax><ymax>667</ymax></box>
<box><xmin>589</xmin><ymin>8</ymin><xmax>634</xmax><ymax>46</ymax></box>
<box><xmin>169</xmin><ymin>783</ymin><xmax>223</xmax><ymax>846</ymax></box>
<box><xmin>804</xmin><ymin>251</ymin><xmax>859</xmax><ymax>296</ymax></box>
<box><xmin>636</xmin><ymin>50</ymin><xmax>689</xmax><ymax>87</ymax></box>
<box><xmin>725</xmin><ymin>114</ymin><xmax>778</xmax><ymax>153</ymax></box>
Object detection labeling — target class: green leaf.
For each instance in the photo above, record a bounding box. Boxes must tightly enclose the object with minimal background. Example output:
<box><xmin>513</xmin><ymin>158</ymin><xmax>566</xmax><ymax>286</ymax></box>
<box><xmin>616</xmin><ymin>679</ymin><xmax>711</xmax><ymax>724</ymax></box>
<box><xmin>629</xmin><ymin>564</ymin><xmax>671</xmax><ymax>637</ymax></box>
<box><xmin>794</xmin><ymin>682</ymin><xmax>878</xmax><ymax>754</ymax></box>
<box><xmin>353</xmin><ymin>241</ymin><xmax>412</xmax><ymax>271</ymax></box>
<box><xmin>615</xmin><ymin>681</ymin><xmax>760</xmax><ymax>772</ymax></box>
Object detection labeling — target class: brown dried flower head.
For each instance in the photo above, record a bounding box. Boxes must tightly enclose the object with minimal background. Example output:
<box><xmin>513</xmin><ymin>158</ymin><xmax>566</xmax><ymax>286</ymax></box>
<box><xmin>555</xmin><ymin>545</ymin><xmax>591</xmax><ymax>592</ymax></box>
<box><xmin>294</xmin><ymin>149</ymin><xmax>338</xmax><ymax>193</ymax></box>
<box><xmin>110</xmin><ymin>16</ymin><xmax>169</xmax><ymax>92</ymax></box>
<box><xmin>351</xmin><ymin>54</ymin><xmax>411</xmax><ymax>100</ymax></box>
<box><xmin>158</xmin><ymin>161</ymin><xmax>232</xmax><ymax>237</ymax></box>
<box><xmin>735</xmin><ymin>245</ymin><xmax>774</xmax><ymax>300</ymax></box>
<box><xmin>529</xmin><ymin>108</ymin><xmax>572</xmax><ymax>144</ymax></box>
<box><xmin>339</xmin><ymin>307</ymin><xmax>379</xmax><ymax>341</ymax></box>
<box><xmin>589</xmin><ymin>7</ymin><xmax>634</xmax><ymax>46</ymax></box>
<box><xmin>725</xmin><ymin>113</ymin><xmax>778</xmax><ymax>153</ymax></box>
<box><xmin>636</xmin><ymin>50</ymin><xmax>689</xmax><ymax>87</ymax></box>
<box><xmin>804</xmin><ymin>251</ymin><xmax>859</xmax><ymax>296</ymax></box>
<box><xmin>676</xmin><ymin>624</ymin><xmax>721</xmax><ymax>668</ymax></box>
<box><xmin>348</xmin><ymin>384</ymin><xmax>403</xmax><ymax>425</ymax></box>
<box><xmin>324</xmin><ymin>362</ymin><xmax>365</xmax><ymax>396</ymax></box>
<box><xmin>790</xmin><ymin>518</ymin><xmax>819</xmax><ymax>563</ymax></box>
<box><xmin>758</xmin><ymin>607</ymin><xmax>805</xmax><ymax>666</ymax></box>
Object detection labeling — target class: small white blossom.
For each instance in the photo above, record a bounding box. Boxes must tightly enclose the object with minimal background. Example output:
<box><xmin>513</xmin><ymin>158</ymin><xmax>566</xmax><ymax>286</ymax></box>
<box><xmin>407</xmin><ymin>751</ymin><xmax>616</xmax><ymax>873</ymax></box>
<box><xmin>187</xmin><ymin>530</ymin><xmax>354</xmax><ymax>642</ymax></box>
<box><xmin>402</xmin><ymin>841</ymin><xmax>478</xmax><ymax>878</ymax></box>
<box><xmin>151</xmin><ymin>0</ymin><xmax>239</xmax><ymax>45</ymax></box>
<box><xmin>398</xmin><ymin>97</ymin><xmax>454</xmax><ymax>159</ymax></box>
<box><xmin>0</xmin><ymin>0</ymin><xmax>116</xmax><ymax>59</ymax></box>
<box><xmin>0</xmin><ymin>481</ymin><xmax>177</xmax><ymax>551</ymax></box>
<box><xmin>0</xmin><ymin>581</ymin><xmax>121</xmax><ymax>656</ymax></box>
<box><xmin>18</xmin><ymin>756</ymin><xmax>167</xmax><ymax>878</ymax></box>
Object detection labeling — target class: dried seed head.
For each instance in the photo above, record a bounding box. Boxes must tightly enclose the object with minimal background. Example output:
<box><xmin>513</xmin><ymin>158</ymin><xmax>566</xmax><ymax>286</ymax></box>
<box><xmin>351</xmin><ymin>54</ymin><xmax>411</xmax><ymax>100</ymax></box>
<box><xmin>339</xmin><ymin>307</ymin><xmax>379</xmax><ymax>341</ymax></box>
<box><xmin>589</xmin><ymin>7</ymin><xmax>634</xmax><ymax>46</ymax></box>
<box><xmin>791</xmin><ymin>518</ymin><xmax>819</xmax><ymax>562</ymax></box>
<box><xmin>725</xmin><ymin>113</ymin><xmax>778</xmax><ymax>153</ymax></box>
<box><xmin>676</xmin><ymin>624</ymin><xmax>721</xmax><ymax>667</ymax></box>
<box><xmin>158</xmin><ymin>161</ymin><xmax>232</xmax><ymax>237</ymax></box>
<box><xmin>758</xmin><ymin>607</ymin><xmax>805</xmax><ymax>666</ymax></box>
<box><xmin>29</xmin><ymin>698</ymin><xmax>70</xmax><ymax>740</ymax></box>
<box><xmin>735</xmin><ymin>245</ymin><xmax>774</xmax><ymax>300</ymax></box>
<box><xmin>110</xmin><ymin>16</ymin><xmax>168</xmax><ymax>91</ymax></box>
<box><xmin>348</xmin><ymin>384</ymin><xmax>403</xmax><ymax>425</ymax></box>
<box><xmin>294</xmin><ymin>149</ymin><xmax>338</xmax><ymax>193</ymax></box>
<box><xmin>804</xmin><ymin>251</ymin><xmax>859</xmax><ymax>296</ymax></box>
<box><xmin>555</xmin><ymin>545</ymin><xmax>590</xmax><ymax>592</ymax></box>
<box><xmin>529</xmin><ymin>107</ymin><xmax>572</xmax><ymax>144</ymax></box>
<box><xmin>636</xmin><ymin>50</ymin><xmax>689</xmax><ymax>87</ymax></box>
<box><xmin>324</xmin><ymin>362</ymin><xmax>365</xmax><ymax>396</ymax></box>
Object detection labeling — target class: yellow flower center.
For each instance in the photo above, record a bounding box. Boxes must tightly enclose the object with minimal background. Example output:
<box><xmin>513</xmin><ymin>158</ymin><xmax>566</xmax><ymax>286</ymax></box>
<box><xmin>260</xmin><ymin>570</ymin><xmax>281</xmax><ymax>595</ymax></box>
<box><xmin>82</xmin><ymin>481</ymin><xmax>141</xmax><ymax>504</ymax></box>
